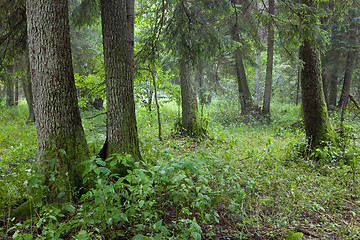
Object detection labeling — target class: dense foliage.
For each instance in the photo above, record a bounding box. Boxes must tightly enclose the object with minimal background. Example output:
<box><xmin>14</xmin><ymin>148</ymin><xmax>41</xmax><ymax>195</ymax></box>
<box><xmin>0</xmin><ymin>0</ymin><xmax>359</xmax><ymax>239</ymax></box>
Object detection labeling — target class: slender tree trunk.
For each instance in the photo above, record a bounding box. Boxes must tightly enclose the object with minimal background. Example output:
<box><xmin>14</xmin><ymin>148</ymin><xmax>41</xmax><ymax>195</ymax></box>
<box><xmin>337</xmin><ymin>51</ymin><xmax>356</xmax><ymax>108</ymax></box>
<box><xmin>5</xmin><ymin>78</ymin><xmax>14</xmax><ymax>107</ymax></box>
<box><xmin>14</xmin><ymin>79</ymin><xmax>18</xmax><ymax>106</ymax></box>
<box><xmin>197</xmin><ymin>61</ymin><xmax>206</xmax><ymax>105</ymax></box>
<box><xmin>6</xmin><ymin>65</ymin><xmax>14</xmax><ymax>107</ymax></box>
<box><xmin>208</xmin><ymin>63</ymin><xmax>225</xmax><ymax>95</ymax></box>
<box><xmin>22</xmin><ymin>51</ymin><xmax>35</xmax><ymax>122</ymax></box>
<box><xmin>26</xmin><ymin>0</ymin><xmax>89</xmax><ymax>200</ymax></box>
<box><xmin>255</xmin><ymin>50</ymin><xmax>262</xmax><ymax>106</ymax></box>
<box><xmin>321</xmin><ymin>66</ymin><xmax>328</xmax><ymax>105</ymax></box>
<box><xmin>262</xmin><ymin>0</ymin><xmax>274</xmax><ymax>116</ymax></box>
<box><xmin>326</xmin><ymin>49</ymin><xmax>340</xmax><ymax>108</ymax></box>
<box><xmin>179</xmin><ymin>57</ymin><xmax>201</xmax><ymax>135</ymax></box>
<box><xmin>151</xmin><ymin>61</ymin><xmax>162</xmax><ymax>141</ymax></box>
<box><xmin>14</xmin><ymin>59</ymin><xmax>18</xmax><ymax>106</ymax></box>
<box><xmin>100</xmin><ymin>0</ymin><xmax>142</xmax><ymax>170</ymax></box>
<box><xmin>231</xmin><ymin>0</ymin><xmax>254</xmax><ymax>115</ymax></box>
<box><xmin>328</xmin><ymin>72</ymin><xmax>338</xmax><ymax>107</ymax></box>
<box><xmin>295</xmin><ymin>64</ymin><xmax>300</xmax><ymax>105</ymax></box>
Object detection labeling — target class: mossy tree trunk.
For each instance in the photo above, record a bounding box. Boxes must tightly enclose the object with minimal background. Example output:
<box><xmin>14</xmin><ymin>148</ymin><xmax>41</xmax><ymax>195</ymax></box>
<box><xmin>299</xmin><ymin>0</ymin><xmax>336</xmax><ymax>147</ymax></box>
<box><xmin>179</xmin><ymin>57</ymin><xmax>202</xmax><ymax>136</ymax></box>
<box><xmin>300</xmin><ymin>40</ymin><xmax>336</xmax><ymax>147</ymax></box>
<box><xmin>26</xmin><ymin>0</ymin><xmax>90</xmax><ymax>200</ymax></box>
<box><xmin>100</xmin><ymin>0</ymin><xmax>142</xmax><ymax>173</ymax></box>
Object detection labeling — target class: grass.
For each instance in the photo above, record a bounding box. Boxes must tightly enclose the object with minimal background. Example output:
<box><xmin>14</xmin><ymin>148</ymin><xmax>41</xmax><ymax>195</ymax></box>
<box><xmin>0</xmin><ymin>98</ymin><xmax>359</xmax><ymax>239</ymax></box>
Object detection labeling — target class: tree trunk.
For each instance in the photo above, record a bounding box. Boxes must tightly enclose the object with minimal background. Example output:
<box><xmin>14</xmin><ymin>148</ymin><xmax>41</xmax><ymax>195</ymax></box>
<box><xmin>26</xmin><ymin>0</ymin><xmax>90</xmax><ymax>200</ymax></box>
<box><xmin>6</xmin><ymin>65</ymin><xmax>14</xmax><ymax>107</ymax></box>
<box><xmin>337</xmin><ymin>51</ymin><xmax>356</xmax><ymax>108</ymax></box>
<box><xmin>231</xmin><ymin>1</ymin><xmax>254</xmax><ymax>115</ymax></box>
<box><xmin>328</xmin><ymin>72</ymin><xmax>338</xmax><ymax>107</ymax></box>
<box><xmin>295</xmin><ymin>64</ymin><xmax>300</xmax><ymax>105</ymax></box>
<box><xmin>100</xmin><ymin>0</ymin><xmax>142</xmax><ymax>171</ymax></box>
<box><xmin>197</xmin><ymin>61</ymin><xmax>206</xmax><ymax>105</ymax></box>
<box><xmin>5</xmin><ymin>78</ymin><xmax>14</xmax><ymax>107</ymax></box>
<box><xmin>22</xmin><ymin>51</ymin><xmax>35</xmax><ymax>122</ymax></box>
<box><xmin>91</xmin><ymin>98</ymin><xmax>104</xmax><ymax>110</ymax></box>
<box><xmin>255</xmin><ymin>50</ymin><xmax>261</xmax><ymax>106</ymax></box>
<box><xmin>300</xmin><ymin>39</ymin><xmax>336</xmax><ymax>147</ymax></box>
<box><xmin>14</xmin><ymin>79</ymin><xmax>18</xmax><ymax>106</ymax></box>
<box><xmin>321</xmin><ymin>66</ymin><xmax>328</xmax><ymax>105</ymax></box>
<box><xmin>299</xmin><ymin>0</ymin><xmax>336</xmax><ymax>148</ymax></box>
<box><xmin>179</xmin><ymin>57</ymin><xmax>201</xmax><ymax>136</ymax></box>
<box><xmin>150</xmin><ymin>60</ymin><xmax>162</xmax><ymax>141</ymax></box>
<box><xmin>262</xmin><ymin>0</ymin><xmax>274</xmax><ymax>116</ymax></box>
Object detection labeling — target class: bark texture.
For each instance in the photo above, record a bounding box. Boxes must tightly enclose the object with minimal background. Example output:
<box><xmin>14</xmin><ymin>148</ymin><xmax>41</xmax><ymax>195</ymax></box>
<box><xmin>299</xmin><ymin>39</ymin><xmax>336</xmax><ymax>147</ymax></box>
<box><xmin>179</xmin><ymin>57</ymin><xmax>201</xmax><ymax>135</ymax></box>
<box><xmin>26</xmin><ymin>0</ymin><xmax>89</xmax><ymax>199</ymax></box>
<box><xmin>262</xmin><ymin>0</ymin><xmax>274</xmax><ymax>116</ymax></box>
<box><xmin>101</xmin><ymin>0</ymin><xmax>142</xmax><ymax>171</ymax></box>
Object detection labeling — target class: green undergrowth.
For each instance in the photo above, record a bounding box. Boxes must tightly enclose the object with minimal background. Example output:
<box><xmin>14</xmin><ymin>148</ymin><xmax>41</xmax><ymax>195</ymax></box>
<box><xmin>1</xmin><ymin>99</ymin><xmax>360</xmax><ymax>239</ymax></box>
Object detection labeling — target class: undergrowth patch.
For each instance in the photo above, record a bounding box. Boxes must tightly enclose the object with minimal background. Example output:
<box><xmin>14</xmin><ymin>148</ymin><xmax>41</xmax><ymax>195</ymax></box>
<box><xmin>1</xmin><ymin>100</ymin><xmax>359</xmax><ymax>239</ymax></box>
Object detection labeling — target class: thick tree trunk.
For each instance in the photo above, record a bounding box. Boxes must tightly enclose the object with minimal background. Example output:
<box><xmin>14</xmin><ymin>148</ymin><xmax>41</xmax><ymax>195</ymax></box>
<box><xmin>337</xmin><ymin>51</ymin><xmax>356</xmax><ymax>108</ymax></box>
<box><xmin>100</xmin><ymin>0</ymin><xmax>142</xmax><ymax>171</ymax></box>
<box><xmin>299</xmin><ymin>0</ymin><xmax>336</xmax><ymax>148</ymax></box>
<box><xmin>179</xmin><ymin>57</ymin><xmax>201</xmax><ymax>136</ymax></box>
<box><xmin>299</xmin><ymin>39</ymin><xmax>336</xmax><ymax>147</ymax></box>
<box><xmin>262</xmin><ymin>0</ymin><xmax>274</xmax><ymax>116</ymax></box>
<box><xmin>26</xmin><ymin>0</ymin><xmax>89</xmax><ymax>200</ymax></box>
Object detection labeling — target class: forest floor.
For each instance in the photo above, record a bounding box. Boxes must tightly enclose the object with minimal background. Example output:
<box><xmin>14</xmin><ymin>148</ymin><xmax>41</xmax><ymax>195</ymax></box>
<box><xmin>1</xmin><ymin>99</ymin><xmax>360</xmax><ymax>239</ymax></box>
